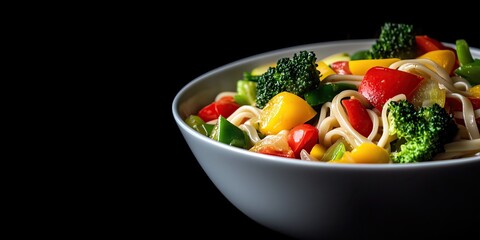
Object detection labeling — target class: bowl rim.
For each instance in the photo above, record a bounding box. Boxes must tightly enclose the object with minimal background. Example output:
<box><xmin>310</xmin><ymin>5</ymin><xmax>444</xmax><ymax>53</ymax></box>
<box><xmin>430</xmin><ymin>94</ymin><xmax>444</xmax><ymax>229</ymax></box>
<box><xmin>172</xmin><ymin>39</ymin><xmax>480</xmax><ymax>170</ymax></box>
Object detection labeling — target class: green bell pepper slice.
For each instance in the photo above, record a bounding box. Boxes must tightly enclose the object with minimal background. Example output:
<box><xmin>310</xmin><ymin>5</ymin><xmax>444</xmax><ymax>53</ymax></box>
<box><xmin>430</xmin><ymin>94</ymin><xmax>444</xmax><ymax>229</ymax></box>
<box><xmin>321</xmin><ymin>138</ymin><xmax>348</xmax><ymax>162</ymax></box>
<box><xmin>455</xmin><ymin>39</ymin><xmax>480</xmax><ymax>85</ymax></box>
<box><xmin>304</xmin><ymin>83</ymin><xmax>357</xmax><ymax>107</ymax></box>
<box><xmin>455</xmin><ymin>59</ymin><xmax>480</xmax><ymax>85</ymax></box>
<box><xmin>350</xmin><ymin>49</ymin><xmax>372</xmax><ymax>60</ymax></box>
<box><xmin>210</xmin><ymin>116</ymin><xmax>249</xmax><ymax>149</ymax></box>
<box><xmin>185</xmin><ymin>115</ymin><xmax>214</xmax><ymax>137</ymax></box>
<box><xmin>456</xmin><ymin>39</ymin><xmax>474</xmax><ymax>66</ymax></box>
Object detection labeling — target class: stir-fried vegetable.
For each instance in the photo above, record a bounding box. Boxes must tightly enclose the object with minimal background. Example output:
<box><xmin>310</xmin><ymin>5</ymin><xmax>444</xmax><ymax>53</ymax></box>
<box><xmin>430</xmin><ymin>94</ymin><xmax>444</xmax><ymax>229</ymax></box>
<box><xmin>210</xmin><ymin>116</ymin><xmax>250</xmax><ymax>149</ymax></box>
<box><xmin>259</xmin><ymin>91</ymin><xmax>317</xmax><ymax>135</ymax></box>
<box><xmin>358</xmin><ymin>67</ymin><xmax>424</xmax><ymax>111</ymax></box>
<box><xmin>304</xmin><ymin>83</ymin><xmax>357</xmax><ymax>107</ymax></box>
<box><xmin>348</xmin><ymin>58</ymin><xmax>400</xmax><ymax>75</ymax></box>
<box><xmin>455</xmin><ymin>39</ymin><xmax>480</xmax><ymax>85</ymax></box>
<box><xmin>342</xmin><ymin>98</ymin><xmax>372</xmax><ymax>137</ymax></box>
<box><xmin>417</xmin><ymin>49</ymin><xmax>456</xmax><ymax>74</ymax></box>
<box><xmin>198</xmin><ymin>96</ymin><xmax>240</xmax><ymax>122</ymax></box>
<box><xmin>332</xmin><ymin>142</ymin><xmax>390</xmax><ymax>164</ymax></box>
<box><xmin>287</xmin><ymin>123</ymin><xmax>319</xmax><ymax>159</ymax></box>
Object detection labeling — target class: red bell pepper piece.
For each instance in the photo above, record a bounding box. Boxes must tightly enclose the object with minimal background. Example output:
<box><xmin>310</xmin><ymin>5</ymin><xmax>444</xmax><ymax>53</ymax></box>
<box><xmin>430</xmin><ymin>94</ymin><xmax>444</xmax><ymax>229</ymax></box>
<box><xmin>416</xmin><ymin>35</ymin><xmax>445</xmax><ymax>55</ymax></box>
<box><xmin>358</xmin><ymin>66</ymin><xmax>424</xmax><ymax>111</ymax></box>
<box><xmin>342</xmin><ymin>98</ymin><xmax>373</xmax><ymax>137</ymax></box>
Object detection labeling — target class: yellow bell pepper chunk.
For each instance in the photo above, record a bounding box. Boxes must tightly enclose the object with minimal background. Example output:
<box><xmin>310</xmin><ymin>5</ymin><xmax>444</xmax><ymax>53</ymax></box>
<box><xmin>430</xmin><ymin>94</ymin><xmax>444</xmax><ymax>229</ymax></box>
<box><xmin>349</xmin><ymin>142</ymin><xmax>390</xmax><ymax>163</ymax></box>
<box><xmin>259</xmin><ymin>92</ymin><xmax>317</xmax><ymax>135</ymax></box>
<box><xmin>316</xmin><ymin>60</ymin><xmax>336</xmax><ymax>81</ymax></box>
<box><xmin>469</xmin><ymin>84</ymin><xmax>480</xmax><ymax>98</ymax></box>
<box><xmin>309</xmin><ymin>143</ymin><xmax>326</xmax><ymax>160</ymax></box>
<box><xmin>251</xmin><ymin>62</ymin><xmax>276</xmax><ymax>76</ymax></box>
<box><xmin>417</xmin><ymin>49</ymin><xmax>456</xmax><ymax>74</ymax></box>
<box><xmin>349</xmin><ymin>58</ymin><xmax>400</xmax><ymax>75</ymax></box>
<box><xmin>331</xmin><ymin>142</ymin><xmax>390</xmax><ymax>164</ymax></box>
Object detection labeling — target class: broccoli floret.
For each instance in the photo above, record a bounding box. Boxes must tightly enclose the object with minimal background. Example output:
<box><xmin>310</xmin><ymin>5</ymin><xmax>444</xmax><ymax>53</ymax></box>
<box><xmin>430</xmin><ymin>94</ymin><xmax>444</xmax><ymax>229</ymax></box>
<box><xmin>369</xmin><ymin>22</ymin><xmax>417</xmax><ymax>60</ymax></box>
<box><xmin>387</xmin><ymin>100</ymin><xmax>458</xmax><ymax>163</ymax></box>
<box><xmin>255</xmin><ymin>50</ymin><xmax>320</xmax><ymax>109</ymax></box>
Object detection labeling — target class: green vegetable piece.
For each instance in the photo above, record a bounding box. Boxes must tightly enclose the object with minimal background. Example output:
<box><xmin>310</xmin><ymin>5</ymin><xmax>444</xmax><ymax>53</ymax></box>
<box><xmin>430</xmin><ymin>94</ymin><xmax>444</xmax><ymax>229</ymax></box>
<box><xmin>210</xmin><ymin>116</ymin><xmax>248</xmax><ymax>148</ymax></box>
<box><xmin>350</xmin><ymin>50</ymin><xmax>372</xmax><ymax>60</ymax></box>
<box><xmin>185</xmin><ymin>115</ymin><xmax>214</xmax><ymax>136</ymax></box>
<box><xmin>255</xmin><ymin>50</ymin><xmax>320</xmax><ymax>109</ymax></box>
<box><xmin>387</xmin><ymin>100</ymin><xmax>458</xmax><ymax>163</ymax></box>
<box><xmin>455</xmin><ymin>60</ymin><xmax>480</xmax><ymax>85</ymax></box>
<box><xmin>234</xmin><ymin>80</ymin><xmax>257</xmax><ymax>106</ymax></box>
<box><xmin>454</xmin><ymin>39</ymin><xmax>480</xmax><ymax>85</ymax></box>
<box><xmin>321</xmin><ymin>139</ymin><xmax>347</xmax><ymax>162</ymax></box>
<box><xmin>304</xmin><ymin>83</ymin><xmax>357</xmax><ymax>107</ymax></box>
<box><xmin>456</xmin><ymin>39</ymin><xmax>474</xmax><ymax>66</ymax></box>
<box><xmin>243</xmin><ymin>71</ymin><xmax>261</xmax><ymax>82</ymax></box>
<box><xmin>370</xmin><ymin>22</ymin><xmax>416</xmax><ymax>59</ymax></box>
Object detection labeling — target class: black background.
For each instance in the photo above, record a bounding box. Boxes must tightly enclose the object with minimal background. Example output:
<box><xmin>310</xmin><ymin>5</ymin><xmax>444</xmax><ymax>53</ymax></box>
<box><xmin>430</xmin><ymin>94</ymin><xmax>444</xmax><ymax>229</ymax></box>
<box><xmin>166</xmin><ymin>12</ymin><xmax>478</xmax><ymax>239</ymax></box>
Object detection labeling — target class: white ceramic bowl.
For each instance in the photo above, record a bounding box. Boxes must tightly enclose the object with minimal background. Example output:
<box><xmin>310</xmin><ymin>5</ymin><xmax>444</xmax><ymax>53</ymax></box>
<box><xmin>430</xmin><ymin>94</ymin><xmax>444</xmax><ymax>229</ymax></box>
<box><xmin>172</xmin><ymin>39</ymin><xmax>480</xmax><ymax>239</ymax></box>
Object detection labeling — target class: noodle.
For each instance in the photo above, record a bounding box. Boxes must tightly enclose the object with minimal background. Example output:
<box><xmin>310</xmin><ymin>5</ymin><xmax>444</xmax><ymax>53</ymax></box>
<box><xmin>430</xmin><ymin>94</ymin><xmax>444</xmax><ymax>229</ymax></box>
<box><xmin>317</xmin><ymin>116</ymin><xmax>339</xmax><ymax>147</ymax></box>
<box><xmin>446</xmin><ymin>93</ymin><xmax>479</xmax><ymax>139</ymax></box>
<box><xmin>239</xmin><ymin>123</ymin><xmax>261</xmax><ymax>144</ymax></box>
<box><xmin>227</xmin><ymin>105</ymin><xmax>261</xmax><ymax>126</ymax></box>
<box><xmin>366</xmin><ymin>109</ymin><xmax>380</xmax><ymax>141</ymax></box>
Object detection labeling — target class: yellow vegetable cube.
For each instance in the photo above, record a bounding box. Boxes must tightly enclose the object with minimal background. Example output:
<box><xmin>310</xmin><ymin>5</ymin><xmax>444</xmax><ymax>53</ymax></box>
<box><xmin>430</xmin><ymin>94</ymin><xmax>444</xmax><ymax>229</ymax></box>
<box><xmin>259</xmin><ymin>92</ymin><xmax>317</xmax><ymax>135</ymax></box>
<box><xmin>330</xmin><ymin>142</ymin><xmax>390</xmax><ymax>164</ymax></box>
<box><xmin>309</xmin><ymin>143</ymin><xmax>326</xmax><ymax>160</ymax></box>
<box><xmin>349</xmin><ymin>142</ymin><xmax>390</xmax><ymax>163</ymax></box>
<box><xmin>349</xmin><ymin>58</ymin><xmax>400</xmax><ymax>75</ymax></box>
<box><xmin>417</xmin><ymin>49</ymin><xmax>456</xmax><ymax>74</ymax></box>
<box><xmin>316</xmin><ymin>61</ymin><xmax>336</xmax><ymax>81</ymax></box>
<box><xmin>469</xmin><ymin>84</ymin><xmax>480</xmax><ymax>98</ymax></box>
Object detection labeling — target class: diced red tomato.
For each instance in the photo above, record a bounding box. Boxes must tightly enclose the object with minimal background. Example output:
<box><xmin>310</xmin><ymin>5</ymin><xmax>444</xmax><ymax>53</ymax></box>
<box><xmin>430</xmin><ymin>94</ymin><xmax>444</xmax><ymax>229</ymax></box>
<box><xmin>342</xmin><ymin>98</ymin><xmax>373</xmax><ymax>137</ymax></box>
<box><xmin>358</xmin><ymin>66</ymin><xmax>424</xmax><ymax>111</ymax></box>
<box><xmin>287</xmin><ymin>123</ymin><xmax>319</xmax><ymax>158</ymax></box>
<box><xmin>330</xmin><ymin>61</ymin><xmax>352</xmax><ymax>75</ymax></box>
<box><xmin>198</xmin><ymin>96</ymin><xmax>240</xmax><ymax>122</ymax></box>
